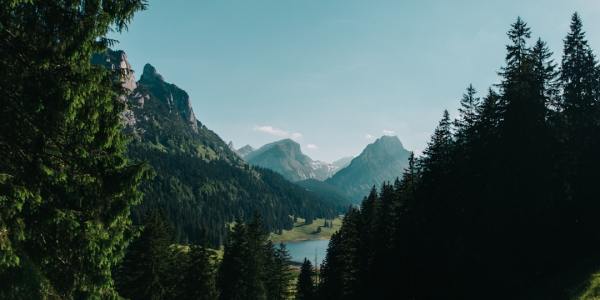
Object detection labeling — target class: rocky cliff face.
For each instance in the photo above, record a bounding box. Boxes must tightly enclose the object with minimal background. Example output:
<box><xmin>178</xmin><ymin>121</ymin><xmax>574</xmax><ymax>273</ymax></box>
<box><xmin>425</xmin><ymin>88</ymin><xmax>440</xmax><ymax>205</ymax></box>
<box><xmin>91</xmin><ymin>49</ymin><xmax>137</xmax><ymax>92</ymax></box>
<box><xmin>92</xmin><ymin>51</ymin><xmax>200</xmax><ymax>134</ymax></box>
<box><xmin>91</xmin><ymin>49</ymin><xmax>137</xmax><ymax>126</ymax></box>
<box><xmin>138</xmin><ymin>64</ymin><xmax>199</xmax><ymax>133</ymax></box>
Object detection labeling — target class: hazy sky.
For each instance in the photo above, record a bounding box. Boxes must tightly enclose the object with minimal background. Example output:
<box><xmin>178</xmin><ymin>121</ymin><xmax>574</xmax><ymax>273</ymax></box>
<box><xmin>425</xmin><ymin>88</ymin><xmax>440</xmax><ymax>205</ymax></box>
<box><xmin>112</xmin><ymin>0</ymin><xmax>600</xmax><ymax>162</ymax></box>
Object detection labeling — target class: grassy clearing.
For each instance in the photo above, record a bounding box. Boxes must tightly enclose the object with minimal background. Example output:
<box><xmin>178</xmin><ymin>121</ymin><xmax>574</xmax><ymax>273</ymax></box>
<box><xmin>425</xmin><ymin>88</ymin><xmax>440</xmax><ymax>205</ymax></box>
<box><xmin>270</xmin><ymin>216</ymin><xmax>343</xmax><ymax>243</ymax></box>
<box><xmin>573</xmin><ymin>271</ymin><xmax>600</xmax><ymax>300</ymax></box>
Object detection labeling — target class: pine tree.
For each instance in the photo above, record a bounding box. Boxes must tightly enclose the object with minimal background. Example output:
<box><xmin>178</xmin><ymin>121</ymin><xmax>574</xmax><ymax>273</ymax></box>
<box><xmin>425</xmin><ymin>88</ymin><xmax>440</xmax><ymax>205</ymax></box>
<box><xmin>317</xmin><ymin>208</ymin><xmax>362</xmax><ymax>299</ymax></box>
<box><xmin>295</xmin><ymin>259</ymin><xmax>315</xmax><ymax>300</ymax></box>
<box><xmin>178</xmin><ymin>245</ymin><xmax>218</xmax><ymax>300</ymax></box>
<box><xmin>265</xmin><ymin>243</ymin><xmax>294</xmax><ymax>300</ymax></box>
<box><xmin>116</xmin><ymin>210</ymin><xmax>174</xmax><ymax>300</ymax></box>
<box><xmin>421</xmin><ymin>110</ymin><xmax>454</xmax><ymax>176</ymax></box>
<box><xmin>218</xmin><ymin>216</ymin><xmax>270</xmax><ymax>300</ymax></box>
<box><xmin>558</xmin><ymin>12</ymin><xmax>600</xmax><ymax>253</ymax></box>
<box><xmin>455</xmin><ymin>84</ymin><xmax>481</xmax><ymax>140</ymax></box>
<box><xmin>531</xmin><ymin>38</ymin><xmax>559</xmax><ymax>108</ymax></box>
<box><xmin>0</xmin><ymin>1</ymin><xmax>147</xmax><ymax>297</ymax></box>
<box><xmin>560</xmin><ymin>12</ymin><xmax>598</xmax><ymax>122</ymax></box>
<box><xmin>503</xmin><ymin>17</ymin><xmax>531</xmax><ymax>77</ymax></box>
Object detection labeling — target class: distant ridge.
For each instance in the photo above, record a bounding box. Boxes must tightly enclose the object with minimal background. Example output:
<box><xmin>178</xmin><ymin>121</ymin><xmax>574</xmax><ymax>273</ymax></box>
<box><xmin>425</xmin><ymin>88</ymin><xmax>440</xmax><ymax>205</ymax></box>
<box><xmin>326</xmin><ymin>135</ymin><xmax>411</xmax><ymax>202</ymax></box>
<box><xmin>245</xmin><ymin>139</ymin><xmax>341</xmax><ymax>182</ymax></box>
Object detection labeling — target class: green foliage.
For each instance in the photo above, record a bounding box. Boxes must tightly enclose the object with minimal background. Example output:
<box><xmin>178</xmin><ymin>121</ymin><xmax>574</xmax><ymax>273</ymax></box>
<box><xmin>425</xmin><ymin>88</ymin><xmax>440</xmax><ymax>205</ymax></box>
<box><xmin>116</xmin><ymin>210</ymin><xmax>174</xmax><ymax>300</ymax></box>
<box><xmin>0</xmin><ymin>1</ymin><xmax>147</xmax><ymax>297</ymax></box>
<box><xmin>116</xmin><ymin>211</ymin><xmax>220</xmax><ymax>300</ymax></box>
<box><xmin>269</xmin><ymin>217</ymin><xmax>343</xmax><ymax>244</ymax></box>
<box><xmin>218</xmin><ymin>217</ymin><xmax>294</xmax><ymax>300</ymax></box>
<box><xmin>178</xmin><ymin>245</ymin><xmax>219</xmax><ymax>300</ymax></box>
<box><xmin>295</xmin><ymin>259</ymin><xmax>315</xmax><ymax>300</ymax></box>
<box><xmin>264</xmin><ymin>243</ymin><xmax>294</xmax><ymax>300</ymax></box>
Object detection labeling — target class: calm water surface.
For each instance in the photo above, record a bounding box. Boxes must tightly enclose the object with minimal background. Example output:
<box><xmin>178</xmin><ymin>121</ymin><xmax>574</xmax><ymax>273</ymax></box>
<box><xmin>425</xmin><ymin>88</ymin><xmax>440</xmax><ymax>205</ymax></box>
<box><xmin>284</xmin><ymin>239</ymin><xmax>329</xmax><ymax>264</ymax></box>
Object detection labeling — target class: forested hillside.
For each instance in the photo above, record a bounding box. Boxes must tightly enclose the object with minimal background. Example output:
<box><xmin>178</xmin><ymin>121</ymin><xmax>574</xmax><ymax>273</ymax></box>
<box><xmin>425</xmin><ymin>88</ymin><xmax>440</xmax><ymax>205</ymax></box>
<box><xmin>4</xmin><ymin>1</ymin><xmax>600</xmax><ymax>299</ymax></box>
<box><xmin>317</xmin><ymin>14</ymin><xmax>600</xmax><ymax>299</ymax></box>
<box><xmin>94</xmin><ymin>51</ymin><xmax>343</xmax><ymax>246</ymax></box>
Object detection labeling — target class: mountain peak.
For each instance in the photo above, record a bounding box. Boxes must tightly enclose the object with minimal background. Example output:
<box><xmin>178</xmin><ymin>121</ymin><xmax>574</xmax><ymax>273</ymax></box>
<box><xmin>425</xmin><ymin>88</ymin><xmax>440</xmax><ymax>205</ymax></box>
<box><xmin>136</xmin><ymin>63</ymin><xmax>198</xmax><ymax>132</ymax></box>
<box><xmin>365</xmin><ymin>135</ymin><xmax>406</xmax><ymax>154</ymax></box>
<box><xmin>91</xmin><ymin>49</ymin><xmax>137</xmax><ymax>92</ymax></box>
<box><xmin>327</xmin><ymin>136</ymin><xmax>411</xmax><ymax>202</ymax></box>
<box><xmin>245</xmin><ymin>139</ymin><xmax>339</xmax><ymax>182</ymax></box>
<box><xmin>141</xmin><ymin>63</ymin><xmax>164</xmax><ymax>82</ymax></box>
<box><xmin>276</xmin><ymin>138</ymin><xmax>299</xmax><ymax>146</ymax></box>
<box><xmin>236</xmin><ymin>145</ymin><xmax>255</xmax><ymax>158</ymax></box>
<box><xmin>375</xmin><ymin>135</ymin><xmax>402</xmax><ymax>145</ymax></box>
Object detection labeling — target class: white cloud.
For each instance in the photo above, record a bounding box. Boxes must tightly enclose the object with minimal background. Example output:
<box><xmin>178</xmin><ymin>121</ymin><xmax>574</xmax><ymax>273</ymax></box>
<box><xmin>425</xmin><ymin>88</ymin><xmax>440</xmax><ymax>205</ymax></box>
<box><xmin>290</xmin><ymin>132</ymin><xmax>303</xmax><ymax>140</ymax></box>
<box><xmin>382</xmin><ymin>129</ymin><xmax>396</xmax><ymax>136</ymax></box>
<box><xmin>306</xmin><ymin>144</ymin><xmax>319</xmax><ymax>150</ymax></box>
<box><xmin>365</xmin><ymin>134</ymin><xmax>375</xmax><ymax>140</ymax></box>
<box><xmin>253</xmin><ymin>125</ymin><xmax>303</xmax><ymax>140</ymax></box>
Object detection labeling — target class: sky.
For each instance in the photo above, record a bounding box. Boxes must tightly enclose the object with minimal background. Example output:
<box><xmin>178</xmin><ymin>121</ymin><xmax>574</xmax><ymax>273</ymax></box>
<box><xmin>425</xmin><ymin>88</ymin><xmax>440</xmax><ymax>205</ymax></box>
<box><xmin>111</xmin><ymin>0</ymin><xmax>600</xmax><ymax>162</ymax></box>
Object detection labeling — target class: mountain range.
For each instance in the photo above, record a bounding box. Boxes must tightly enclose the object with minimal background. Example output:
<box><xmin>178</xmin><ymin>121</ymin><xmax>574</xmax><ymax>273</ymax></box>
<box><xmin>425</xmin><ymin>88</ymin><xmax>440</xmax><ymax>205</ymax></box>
<box><xmin>243</xmin><ymin>139</ymin><xmax>342</xmax><ymax>182</ymax></box>
<box><xmin>94</xmin><ymin>49</ymin><xmax>413</xmax><ymax>246</ymax></box>
<box><xmin>240</xmin><ymin>136</ymin><xmax>412</xmax><ymax>203</ymax></box>
<box><xmin>327</xmin><ymin>135</ymin><xmax>411</xmax><ymax>201</ymax></box>
<box><xmin>94</xmin><ymin>49</ymin><xmax>344</xmax><ymax>245</ymax></box>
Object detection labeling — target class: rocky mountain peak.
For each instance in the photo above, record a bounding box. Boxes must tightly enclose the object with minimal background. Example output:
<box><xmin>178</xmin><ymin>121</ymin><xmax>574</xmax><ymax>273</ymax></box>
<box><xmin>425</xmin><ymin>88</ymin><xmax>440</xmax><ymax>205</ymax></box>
<box><xmin>326</xmin><ymin>135</ymin><xmax>411</xmax><ymax>202</ymax></box>
<box><xmin>91</xmin><ymin>49</ymin><xmax>137</xmax><ymax>92</ymax></box>
<box><xmin>137</xmin><ymin>63</ymin><xmax>198</xmax><ymax>132</ymax></box>
<box><xmin>141</xmin><ymin>63</ymin><xmax>164</xmax><ymax>83</ymax></box>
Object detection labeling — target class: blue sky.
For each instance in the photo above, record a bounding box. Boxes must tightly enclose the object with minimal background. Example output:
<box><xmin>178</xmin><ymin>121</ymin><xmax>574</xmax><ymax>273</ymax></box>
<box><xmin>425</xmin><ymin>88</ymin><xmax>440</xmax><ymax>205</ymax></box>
<box><xmin>112</xmin><ymin>0</ymin><xmax>600</xmax><ymax>162</ymax></box>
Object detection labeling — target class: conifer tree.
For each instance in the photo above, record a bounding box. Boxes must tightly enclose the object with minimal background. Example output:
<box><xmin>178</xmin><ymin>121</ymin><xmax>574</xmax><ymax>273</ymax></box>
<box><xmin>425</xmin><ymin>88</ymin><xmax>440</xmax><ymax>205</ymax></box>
<box><xmin>318</xmin><ymin>208</ymin><xmax>362</xmax><ymax>299</ymax></box>
<box><xmin>296</xmin><ymin>259</ymin><xmax>315</xmax><ymax>300</ymax></box>
<box><xmin>455</xmin><ymin>85</ymin><xmax>481</xmax><ymax>142</ymax></box>
<box><xmin>179</xmin><ymin>245</ymin><xmax>218</xmax><ymax>300</ymax></box>
<box><xmin>218</xmin><ymin>216</ymin><xmax>274</xmax><ymax>300</ymax></box>
<box><xmin>421</xmin><ymin>110</ymin><xmax>454</xmax><ymax>176</ymax></box>
<box><xmin>560</xmin><ymin>12</ymin><xmax>598</xmax><ymax>122</ymax></box>
<box><xmin>0</xmin><ymin>1</ymin><xmax>147</xmax><ymax>297</ymax></box>
<box><xmin>559</xmin><ymin>12</ymin><xmax>600</xmax><ymax>251</ymax></box>
<box><xmin>531</xmin><ymin>38</ymin><xmax>559</xmax><ymax>107</ymax></box>
<box><xmin>265</xmin><ymin>243</ymin><xmax>294</xmax><ymax>300</ymax></box>
<box><xmin>116</xmin><ymin>211</ymin><xmax>174</xmax><ymax>300</ymax></box>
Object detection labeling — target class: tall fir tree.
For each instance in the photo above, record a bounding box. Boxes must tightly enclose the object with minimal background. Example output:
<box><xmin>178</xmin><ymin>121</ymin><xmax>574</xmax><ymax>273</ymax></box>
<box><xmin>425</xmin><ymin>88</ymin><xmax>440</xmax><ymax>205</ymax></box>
<box><xmin>559</xmin><ymin>12</ymin><xmax>600</xmax><ymax>252</ymax></box>
<box><xmin>178</xmin><ymin>245</ymin><xmax>218</xmax><ymax>300</ymax></box>
<box><xmin>115</xmin><ymin>210</ymin><xmax>174</xmax><ymax>300</ymax></box>
<box><xmin>0</xmin><ymin>1</ymin><xmax>147</xmax><ymax>298</ymax></box>
<box><xmin>295</xmin><ymin>259</ymin><xmax>315</xmax><ymax>300</ymax></box>
<box><xmin>264</xmin><ymin>243</ymin><xmax>294</xmax><ymax>300</ymax></box>
<box><xmin>455</xmin><ymin>84</ymin><xmax>481</xmax><ymax>144</ymax></box>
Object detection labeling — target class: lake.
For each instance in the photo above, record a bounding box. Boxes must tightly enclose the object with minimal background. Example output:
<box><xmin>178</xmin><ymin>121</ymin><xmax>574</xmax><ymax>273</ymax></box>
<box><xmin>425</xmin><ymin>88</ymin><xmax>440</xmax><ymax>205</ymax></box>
<box><xmin>284</xmin><ymin>239</ymin><xmax>330</xmax><ymax>264</ymax></box>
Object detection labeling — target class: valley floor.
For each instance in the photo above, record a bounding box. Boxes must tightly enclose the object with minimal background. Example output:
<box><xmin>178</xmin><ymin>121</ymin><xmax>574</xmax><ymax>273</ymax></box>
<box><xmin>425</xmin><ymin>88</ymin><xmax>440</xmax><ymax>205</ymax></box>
<box><xmin>270</xmin><ymin>217</ymin><xmax>343</xmax><ymax>243</ymax></box>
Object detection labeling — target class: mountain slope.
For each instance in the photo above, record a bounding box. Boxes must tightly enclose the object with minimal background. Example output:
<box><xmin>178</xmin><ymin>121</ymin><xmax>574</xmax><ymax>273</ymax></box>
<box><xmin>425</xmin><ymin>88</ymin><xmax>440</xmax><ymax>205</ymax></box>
<box><xmin>245</xmin><ymin>139</ymin><xmax>337</xmax><ymax>181</ymax></box>
<box><xmin>296</xmin><ymin>179</ymin><xmax>353</xmax><ymax>207</ymax></box>
<box><xmin>326</xmin><ymin>136</ymin><xmax>411</xmax><ymax>202</ymax></box>
<box><xmin>331</xmin><ymin>156</ymin><xmax>353</xmax><ymax>170</ymax></box>
<box><xmin>94</xmin><ymin>50</ymin><xmax>341</xmax><ymax>245</ymax></box>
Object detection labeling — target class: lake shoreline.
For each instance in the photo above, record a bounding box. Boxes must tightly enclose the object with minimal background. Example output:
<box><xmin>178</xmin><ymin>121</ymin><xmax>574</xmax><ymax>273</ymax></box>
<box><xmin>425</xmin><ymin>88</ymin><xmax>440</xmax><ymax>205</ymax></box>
<box><xmin>283</xmin><ymin>239</ymin><xmax>330</xmax><ymax>264</ymax></box>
